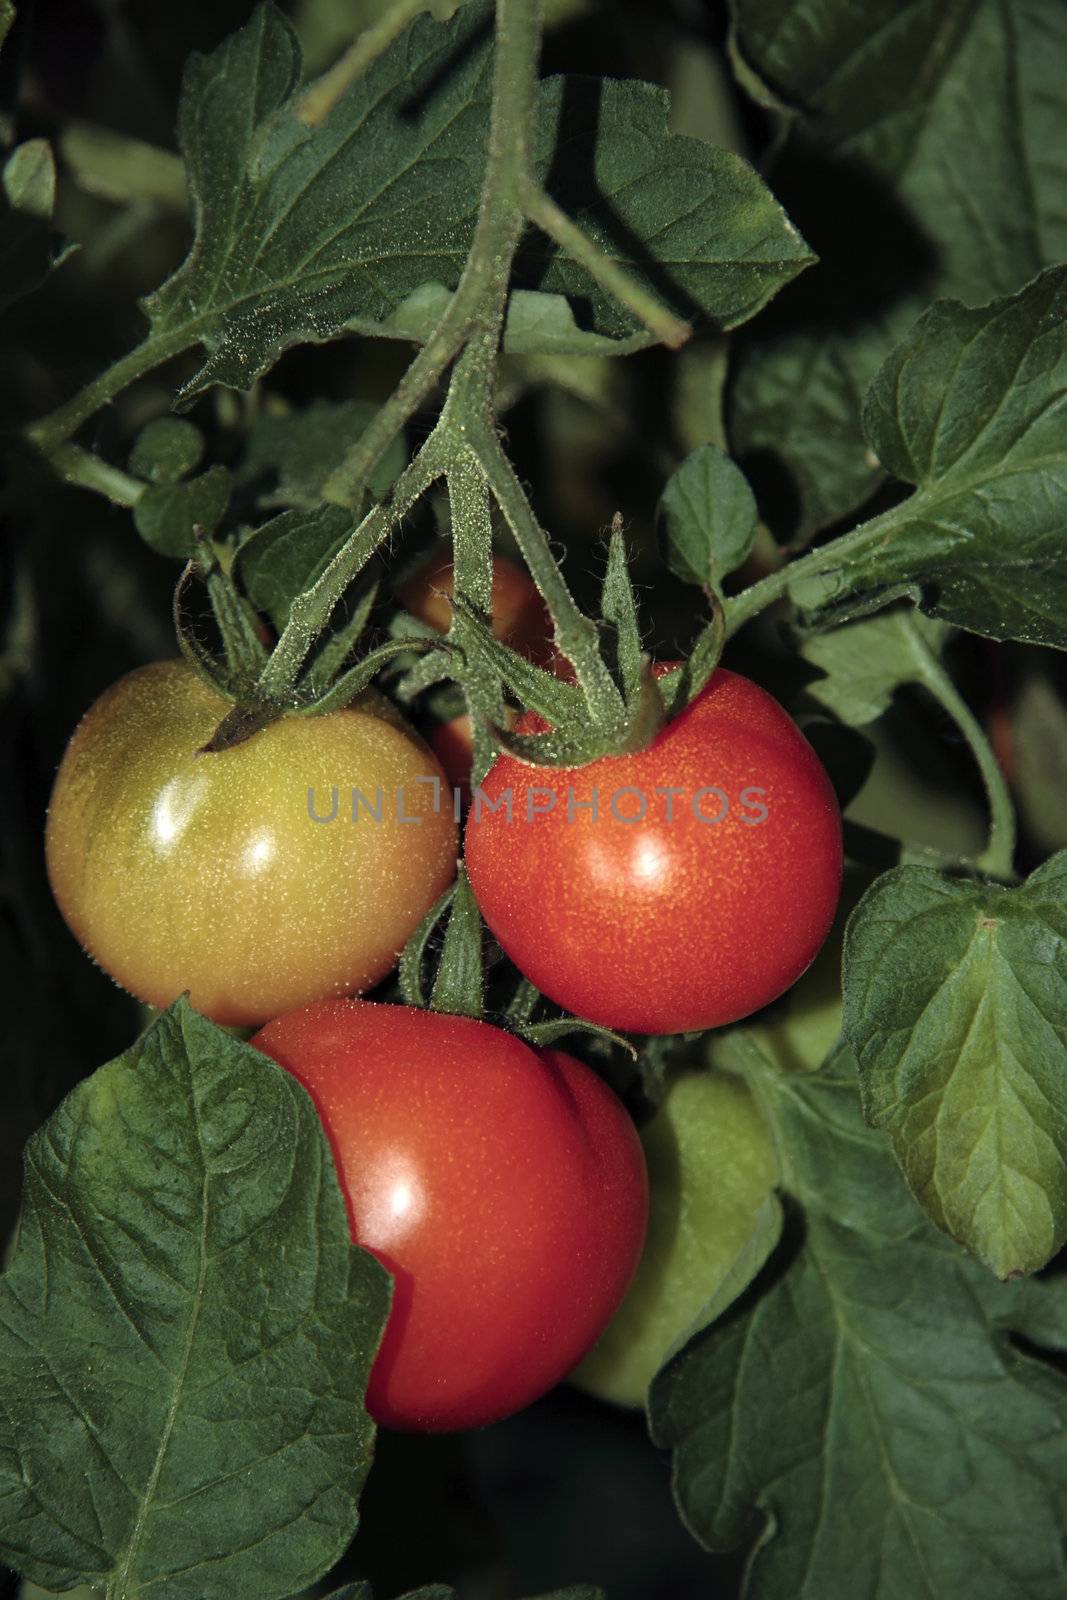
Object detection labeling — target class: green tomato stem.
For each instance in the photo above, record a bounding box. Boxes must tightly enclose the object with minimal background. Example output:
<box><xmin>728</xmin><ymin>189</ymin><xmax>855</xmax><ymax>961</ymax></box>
<box><xmin>295</xmin><ymin>0</ymin><xmax>433</xmax><ymax>127</ymax></box>
<box><xmin>48</xmin><ymin>443</ymin><xmax>146</xmax><ymax>507</ymax></box>
<box><xmin>257</xmin><ymin>443</ymin><xmax>449</xmax><ymax>700</ymax></box>
<box><xmin>321</xmin><ymin>0</ymin><xmax>544</xmax><ymax>509</ymax></box>
<box><xmin>722</xmin><ymin>502</ymin><xmax>906</xmax><ymax>636</ymax></box>
<box><xmin>520</xmin><ymin>177</ymin><xmax>692</xmax><ymax>350</ymax></box>
<box><xmin>910</xmin><ymin>629</ymin><xmax>1017</xmax><ymax>879</ymax></box>
<box><xmin>469</xmin><ymin>415</ymin><xmax>625</xmax><ymax>720</ymax></box>
<box><xmin>23</xmin><ymin>324</ymin><xmax>202</xmax><ymax>458</ymax></box>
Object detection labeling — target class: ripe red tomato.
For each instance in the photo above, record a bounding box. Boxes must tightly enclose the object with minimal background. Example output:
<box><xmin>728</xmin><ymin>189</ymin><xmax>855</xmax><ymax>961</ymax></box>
<box><xmin>251</xmin><ymin>999</ymin><xmax>648</xmax><ymax>1430</ymax></box>
<box><xmin>45</xmin><ymin>662</ymin><xmax>457</xmax><ymax>1026</ymax></box>
<box><xmin>399</xmin><ymin>546</ymin><xmax>556</xmax><ymax>667</ymax></box>
<box><xmin>464</xmin><ymin>667</ymin><xmax>842</xmax><ymax>1034</ymax></box>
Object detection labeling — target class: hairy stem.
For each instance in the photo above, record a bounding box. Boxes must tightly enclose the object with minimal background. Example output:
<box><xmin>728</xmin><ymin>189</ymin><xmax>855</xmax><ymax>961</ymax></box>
<box><xmin>257</xmin><ymin>442</ymin><xmax>448</xmax><ymax>700</ymax></box>
<box><xmin>911</xmin><ymin>630</ymin><xmax>1017</xmax><ymax>879</ymax></box>
<box><xmin>448</xmin><ymin>448</ymin><xmax>495</xmax><ymax>614</ymax></box>
<box><xmin>24</xmin><ymin>325</ymin><xmax>203</xmax><ymax>457</ymax></box>
<box><xmin>48</xmin><ymin>444</ymin><xmax>145</xmax><ymax>507</ymax></box>
<box><xmin>321</xmin><ymin>0</ymin><xmax>543</xmax><ymax>507</ymax></box>
<box><xmin>723</xmin><ymin>502</ymin><xmax>908</xmax><ymax>636</ymax></box>
<box><xmin>296</xmin><ymin>0</ymin><xmax>432</xmax><ymax>126</ymax></box>
<box><xmin>520</xmin><ymin>177</ymin><xmax>692</xmax><ymax>349</ymax></box>
<box><xmin>471</xmin><ymin>418</ymin><xmax>623</xmax><ymax>719</ymax></box>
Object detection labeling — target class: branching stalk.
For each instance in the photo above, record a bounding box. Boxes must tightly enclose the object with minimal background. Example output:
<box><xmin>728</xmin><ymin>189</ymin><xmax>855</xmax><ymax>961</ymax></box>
<box><xmin>468</xmin><ymin>417</ymin><xmax>624</xmax><ymax>719</ymax></box>
<box><xmin>24</xmin><ymin>325</ymin><xmax>204</xmax><ymax>458</ymax></box>
<box><xmin>723</xmin><ymin>502</ymin><xmax>911</xmax><ymax>637</ymax></box>
<box><xmin>520</xmin><ymin>177</ymin><xmax>692</xmax><ymax>349</ymax></box>
<box><xmin>256</xmin><ymin>441</ymin><xmax>449</xmax><ymax>700</ymax></box>
<box><xmin>295</xmin><ymin>0</ymin><xmax>434</xmax><ymax>126</ymax></box>
<box><xmin>49</xmin><ymin>445</ymin><xmax>145</xmax><ymax>507</ymax></box>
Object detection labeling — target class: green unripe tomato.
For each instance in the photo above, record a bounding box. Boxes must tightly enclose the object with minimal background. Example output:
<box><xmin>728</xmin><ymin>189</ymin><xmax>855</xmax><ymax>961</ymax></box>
<box><xmin>570</xmin><ymin>1068</ymin><xmax>777</xmax><ymax>1409</ymax></box>
<box><xmin>742</xmin><ymin>865</ymin><xmax>869</xmax><ymax>1074</ymax></box>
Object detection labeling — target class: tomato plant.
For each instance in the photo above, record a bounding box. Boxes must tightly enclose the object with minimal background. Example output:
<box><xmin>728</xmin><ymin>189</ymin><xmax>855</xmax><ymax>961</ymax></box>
<box><xmin>571</xmin><ymin>1067</ymin><xmax>777</xmax><ymax>1409</ymax></box>
<box><xmin>4</xmin><ymin>0</ymin><xmax>1067</xmax><ymax>1597</ymax></box>
<box><xmin>464</xmin><ymin>668</ymin><xmax>842</xmax><ymax>1034</ymax></box>
<box><xmin>46</xmin><ymin>662</ymin><xmax>458</xmax><ymax>1026</ymax></box>
<box><xmin>399</xmin><ymin>546</ymin><xmax>555</xmax><ymax>666</ymax></box>
<box><xmin>251</xmin><ymin>998</ymin><xmax>648</xmax><ymax>1431</ymax></box>
<box><xmin>403</xmin><ymin>547</ymin><xmax>567</xmax><ymax>797</ymax></box>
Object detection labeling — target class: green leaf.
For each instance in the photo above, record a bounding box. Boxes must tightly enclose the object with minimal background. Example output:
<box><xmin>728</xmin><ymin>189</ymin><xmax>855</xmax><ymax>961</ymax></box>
<box><xmin>146</xmin><ymin>3</ymin><xmax>494</xmax><ymax>403</ymax></box>
<box><xmin>429</xmin><ymin>867</ymin><xmax>484</xmax><ymax>1018</ymax></box>
<box><xmin>801</xmin><ymin>606</ymin><xmax>950</xmax><ymax>726</ymax></box>
<box><xmin>0</xmin><ymin>1</ymin><xmax>13</xmax><ymax>53</ymax></box>
<box><xmin>530</xmin><ymin>77</ymin><xmax>815</xmax><ymax>336</ymax></box>
<box><xmin>498</xmin><ymin>288</ymin><xmax>653</xmax><ymax>355</ymax></box>
<box><xmin>132</xmin><ymin>465</ymin><xmax>231</xmax><ymax>558</ymax></box>
<box><xmin>0</xmin><ymin>999</ymin><xmax>390</xmax><ymax>1598</ymax></box>
<box><xmin>0</xmin><ymin>140</ymin><xmax>74</xmax><ymax>315</ymax></box>
<box><xmin>140</xmin><ymin>2</ymin><xmax>811</xmax><ymax>393</ymax></box>
<box><xmin>729</xmin><ymin>0</ymin><xmax>1067</xmax><ymax>537</ymax></box>
<box><xmin>129</xmin><ymin>417</ymin><xmax>205</xmax><ymax>485</ymax></box>
<box><xmin>649</xmin><ymin>1059</ymin><xmax>1067</xmax><ymax>1600</ymax></box>
<box><xmin>348</xmin><ymin>283</ymin><xmax>657</xmax><ymax>357</ymax></box>
<box><xmin>657</xmin><ymin>443</ymin><xmax>757</xmax><ymax>594</ymax></box>
<box><xmin>843</xmin><ymin>856</ymin><xmax>1067</xmax><ymax>1278</ymax></box>
<box><xmin>237</xmin><ymin>399</ymin><xmax>407</xmax><ymax>510</ymax></box>
<box><xmin>4</xmin><ymin>139</ymin><xmax>54</xmax><ymax>217</ymax></box>
<box><xmin>517</xmin><ymin>1017</ymin><xmax>636</xmax><ymax>1058</ymax></box>
<box><xmin>797</xmin><ymin>270</ymin><xmax>1067</xmax><ymax>648</ymax></box>
<box><xmin>599</xmin><ymin>522</ymin><xmax>644</xmax><ymax>701</ymax></box>
<box><xmin>236</xmin><ymin>504</ymin><xmax>358</xmax><ymax>630</ymax></box>
<box><xmin>398</xmin><ymin>882</ymin><xmax>457</xmax><ymax>1008</ymax></box>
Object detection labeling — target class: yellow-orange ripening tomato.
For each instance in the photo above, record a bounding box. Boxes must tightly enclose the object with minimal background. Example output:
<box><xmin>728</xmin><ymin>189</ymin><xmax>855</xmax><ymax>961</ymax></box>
<box><xmin>46</xmin><ymin>661</ymin><xmax>457</xmax><ymax>1026</ymax></box>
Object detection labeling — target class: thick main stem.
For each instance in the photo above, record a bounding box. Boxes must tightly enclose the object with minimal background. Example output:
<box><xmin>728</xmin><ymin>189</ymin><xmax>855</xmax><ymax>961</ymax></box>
<box><xmin>265</xmin><ymin>0</ymin><xmax>549</xmax><ymax>699</ymax></box>
<box><xmin>321</xmin><ymin>0</ymin><xmax>543</xmax><ymax>508</ymax></box>
<box><xmin>257</xmin><ymin>444</ymin><xmax>448</xmax><ymax>699</ymax></box>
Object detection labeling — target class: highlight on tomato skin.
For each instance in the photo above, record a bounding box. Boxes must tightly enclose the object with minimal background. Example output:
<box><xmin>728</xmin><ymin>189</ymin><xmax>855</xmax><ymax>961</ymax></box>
<box><xmin>44</xmin><ymin>661</ymin><xmax>458</xmax><ymax>1027</ymax></box>
<box><xmin>251</xmin><ymin>998</ymin><xmax>649</xmax><ymax>1432</ymax></box>
<box><xmin>463</xmin><ymin>666</ymin><xmax>843</xmax><ymax>1036</ymax></box>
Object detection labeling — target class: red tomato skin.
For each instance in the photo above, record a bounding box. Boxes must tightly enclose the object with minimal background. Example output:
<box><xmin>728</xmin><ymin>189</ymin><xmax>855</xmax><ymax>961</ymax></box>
<box><xmin>251</xmin><ymin>999</ymin><xmax>648</xmax><ymax>1431</ymax></box>
<box><xmin>463</xmin><ymin>668</ymin><xmax>843</xmax><ymax>1034</ymax></box>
